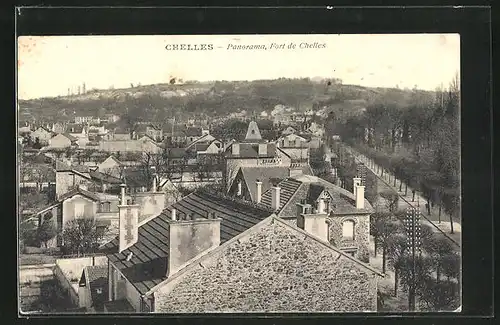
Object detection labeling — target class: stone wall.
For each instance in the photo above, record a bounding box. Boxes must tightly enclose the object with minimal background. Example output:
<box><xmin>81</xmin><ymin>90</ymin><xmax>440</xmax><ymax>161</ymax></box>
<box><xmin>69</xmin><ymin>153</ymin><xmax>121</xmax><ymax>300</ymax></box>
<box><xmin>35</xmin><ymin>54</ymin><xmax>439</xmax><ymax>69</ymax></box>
<box><xmin>327</xmin><ymin>214</ymin><xmax>371</xmax><ymax>262</ymax></box>
<box><xmin>56</xmin><ymin>171</ymin><xmax>89</xmax><ymax>199</ymax></box>
<box><xmin>155</xmin><ymin>220</ymin><xmax>378</xmax><ymax>312</ymax></box>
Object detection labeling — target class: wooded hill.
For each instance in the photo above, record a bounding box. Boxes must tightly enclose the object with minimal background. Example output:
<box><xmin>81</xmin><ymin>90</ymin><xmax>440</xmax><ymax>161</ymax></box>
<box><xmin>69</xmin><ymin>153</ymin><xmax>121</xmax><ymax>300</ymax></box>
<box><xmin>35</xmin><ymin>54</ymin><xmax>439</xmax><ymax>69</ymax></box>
<box><xmin>18</xmin><ymin>78</ymin><xmax>436</xmax><ymax>124</ymax></box>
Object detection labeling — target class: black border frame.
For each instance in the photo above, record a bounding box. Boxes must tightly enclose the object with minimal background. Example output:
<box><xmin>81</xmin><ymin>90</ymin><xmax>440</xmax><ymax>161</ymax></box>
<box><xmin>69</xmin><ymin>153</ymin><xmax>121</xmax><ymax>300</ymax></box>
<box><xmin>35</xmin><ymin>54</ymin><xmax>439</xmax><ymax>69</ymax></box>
<box><xmin>7</xmin><ymin>5</ymin><xmax>494</xmax><ymax>324</ymax></box>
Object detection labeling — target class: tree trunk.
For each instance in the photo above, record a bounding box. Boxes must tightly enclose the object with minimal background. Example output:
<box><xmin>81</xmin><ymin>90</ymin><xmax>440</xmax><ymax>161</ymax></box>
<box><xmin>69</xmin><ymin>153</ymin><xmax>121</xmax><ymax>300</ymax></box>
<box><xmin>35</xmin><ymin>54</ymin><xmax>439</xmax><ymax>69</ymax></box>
<box><xmin>405</xmin><ymin>184</ymin><xmax>408</xmax><ymax>196</ymax></box>
<box><xmin>382</xmin><ymin>245</ymin><xmax>387</xmax><ymax>274</ymax></box>
<box><xmin>374</xmin><ymin>239</ymin><xmax>378</xmax><ymax>257</ymax></box>
<box><xmin>394</xmin><ymin>268</ymin><xmax>399</xmax><ymax>297</ymax></box>
<box><xmin>412</xmin><ymin>191</ymin><xmax>416</xmax><ymax>202</ymax></box>
<box><xmin>399</xmin><ymin>180</ymin><xmax>403</xmax><ymax>192</ymax></box>
<box><xmin>449</xmin><ymin>213</ymin><xmax>454</xmax><ymax>234</ymax></box>
<box><xmin>438</xmin><ymin>205</ymin><xmax>442</xmax><ymax>223</ymax></box>
<box><xmin>393</xmin><ymin>176</ymin><xmax>397</xmax><ymax>187</ymax></box>
<box><xmin>427</xmin><ymin>199</ymin><xmax>431</xmax><ymax>215</ymax></box>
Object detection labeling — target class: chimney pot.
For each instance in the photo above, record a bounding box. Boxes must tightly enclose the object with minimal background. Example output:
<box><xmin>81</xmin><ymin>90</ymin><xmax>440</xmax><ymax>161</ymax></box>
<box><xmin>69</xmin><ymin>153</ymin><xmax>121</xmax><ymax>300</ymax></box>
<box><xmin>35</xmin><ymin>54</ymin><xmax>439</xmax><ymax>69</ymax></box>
<box><xmin>256</xmin><ymin>180</ymin><xmax>263</xmax><ymax>204</ymax></box>
<box><xmin>120</xmin><ymin>183</ymin><xmax>126</xmax><ymax>205</ymax></box>
<box><xmin>271</xmin><ymin>186</ymin><xmax>281</xmax><ymax>211</ymax></box>
<box><xmin>171</xmin><ymin>208</ymin><xmax>177</xmax><ymax>221</ymax></box>
<box><xmin>356</xmin><ymin>185</ymin><xmax>365</xmax><ymax>210</ymax></box>
<box><xmin>232</xmin><ymin>143</ymin><xmax>240</xmax><ymax>156</ymax></box>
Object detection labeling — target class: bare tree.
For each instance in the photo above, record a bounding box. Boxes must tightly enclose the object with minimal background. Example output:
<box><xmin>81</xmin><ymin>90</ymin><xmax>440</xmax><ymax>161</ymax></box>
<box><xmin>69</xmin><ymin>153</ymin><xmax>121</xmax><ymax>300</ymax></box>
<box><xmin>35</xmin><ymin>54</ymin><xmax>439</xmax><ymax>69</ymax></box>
<box><xmin>61</xmin><ymin>217</ymin><xmax>108</xmax><ymax>256</ymax></box>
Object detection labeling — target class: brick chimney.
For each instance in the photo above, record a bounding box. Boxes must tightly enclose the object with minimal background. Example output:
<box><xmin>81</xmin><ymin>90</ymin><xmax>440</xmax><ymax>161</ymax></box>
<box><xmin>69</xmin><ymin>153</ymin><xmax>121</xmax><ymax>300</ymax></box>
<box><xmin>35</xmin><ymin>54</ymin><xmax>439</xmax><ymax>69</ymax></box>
<box><xmin>118</xmin><ymin>184</ymin><xmax>139</xmax><ymax>253</ymax></box>
<box><xmin>271</xmin><ymin>186</ymin><xmax>281</xmax><ymax>211</ymax></box>
<box><xmin>296</xmin><ymin>203</ymin><xmax>329</xmax><ymax>242</ymax></box>
<box><xmin>232</xmin><ymin>143</ymin><xmax>240</xmax><ymax>156</ymax></box>
<box><xmin>258</xmin><ymin>143</ymin><xmax>267</xmax><ymax>156</ymax></box>
<box><xmin>167</xmin><ymin>210</ymin><xmax>222</xmax><ymax>275</ymax></box>
<box><xmin>255</xmin><ymin>180</ymin><xmax>262</xmax><ymax>203</ymax></box>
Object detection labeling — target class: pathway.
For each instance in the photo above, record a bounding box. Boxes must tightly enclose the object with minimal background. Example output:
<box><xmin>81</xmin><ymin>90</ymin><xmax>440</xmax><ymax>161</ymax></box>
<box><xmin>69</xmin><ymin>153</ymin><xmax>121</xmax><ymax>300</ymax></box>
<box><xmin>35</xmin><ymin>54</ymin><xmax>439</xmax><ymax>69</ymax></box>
<box><xmin>344</xmin><ymin>146</ymin><xmax>461</xmax><ymax>250</ymax></box>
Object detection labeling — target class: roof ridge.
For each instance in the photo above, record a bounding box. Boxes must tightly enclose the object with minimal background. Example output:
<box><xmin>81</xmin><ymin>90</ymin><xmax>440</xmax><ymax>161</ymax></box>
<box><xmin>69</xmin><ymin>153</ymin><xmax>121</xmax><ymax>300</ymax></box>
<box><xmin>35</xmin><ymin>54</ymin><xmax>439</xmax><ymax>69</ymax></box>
<box><xmin>196</xmin><ymin>189</ymin><xmax>274</xmax><ymax>214</ymax></box>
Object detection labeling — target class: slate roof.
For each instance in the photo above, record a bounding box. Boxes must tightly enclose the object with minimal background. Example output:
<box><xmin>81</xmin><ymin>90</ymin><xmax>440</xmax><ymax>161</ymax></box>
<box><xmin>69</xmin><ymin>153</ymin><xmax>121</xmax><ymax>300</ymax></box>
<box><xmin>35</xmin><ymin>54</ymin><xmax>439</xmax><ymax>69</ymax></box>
<box><xmin>238</xmin><ymin>166</ymin><xmax>290</xmax><ymax>202</ymax></box>
<box><xmin>102</xmin><ymin>190</ymin><xmax>273</xmax><ymax>295</ymax></box>
<box><xmin>260</xmin><ymin>174</ymin><xmax>374</xmax><ymax>216</ymax></box>
<box><xmin>194</xmin><ymin>143</ymin><xmax>210</xmax><ymax>152</ymax></box>
<box><xmin>226</xmin><ymin>143</ymin><xmax>278</xmax><ymax>158</ymax></box>
<box><xmin>261</xmin><ymin>178</ymin><xmax>303</xmax><ymax>210</ymax></box>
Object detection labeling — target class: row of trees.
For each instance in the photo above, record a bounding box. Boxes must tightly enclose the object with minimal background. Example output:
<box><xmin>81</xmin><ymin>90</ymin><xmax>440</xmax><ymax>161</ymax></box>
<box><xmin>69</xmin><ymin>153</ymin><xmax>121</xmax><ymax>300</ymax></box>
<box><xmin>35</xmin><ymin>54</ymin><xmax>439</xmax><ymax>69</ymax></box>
<box><xmin>372</xmin><ymin>211</ymin><xmax>460</xmax><ymax>311</ymax></box>
<box><xmin>329</xmin><ymin>76</ymin><xmax>460</xmax><ymax>233</ymax></box>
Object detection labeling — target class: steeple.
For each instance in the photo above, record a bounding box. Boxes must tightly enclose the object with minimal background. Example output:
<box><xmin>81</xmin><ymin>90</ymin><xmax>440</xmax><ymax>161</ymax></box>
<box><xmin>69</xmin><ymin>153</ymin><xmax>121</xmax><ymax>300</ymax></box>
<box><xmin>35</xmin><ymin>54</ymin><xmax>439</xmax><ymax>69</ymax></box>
<box><xmin>245</xmin><ymin>120</ymin><xmax>262</xmax><ymax>141</ymax></box>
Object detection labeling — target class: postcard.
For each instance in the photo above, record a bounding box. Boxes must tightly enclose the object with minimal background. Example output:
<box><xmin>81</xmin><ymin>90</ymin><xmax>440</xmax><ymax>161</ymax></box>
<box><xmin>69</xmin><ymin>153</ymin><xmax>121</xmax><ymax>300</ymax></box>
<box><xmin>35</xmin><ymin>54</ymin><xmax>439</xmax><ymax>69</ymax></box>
<box><xmin>17</xmin><ymin>34</ymin><xmax>461</xmax><ymax>314</ymax></box>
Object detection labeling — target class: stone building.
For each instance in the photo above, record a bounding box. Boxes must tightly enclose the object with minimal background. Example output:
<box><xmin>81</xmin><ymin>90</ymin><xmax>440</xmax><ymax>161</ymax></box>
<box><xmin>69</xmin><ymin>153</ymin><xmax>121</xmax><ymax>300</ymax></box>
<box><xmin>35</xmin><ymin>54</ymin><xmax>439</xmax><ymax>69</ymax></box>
<box><xmin>256</xmin><ymin>174</ymin><xmax>373</xmax><ymax>261</ymax></box>
<box><xmin>100</xmin><ymin>189</ymin><xmax>381</xmax><ymax>313</ymax></box>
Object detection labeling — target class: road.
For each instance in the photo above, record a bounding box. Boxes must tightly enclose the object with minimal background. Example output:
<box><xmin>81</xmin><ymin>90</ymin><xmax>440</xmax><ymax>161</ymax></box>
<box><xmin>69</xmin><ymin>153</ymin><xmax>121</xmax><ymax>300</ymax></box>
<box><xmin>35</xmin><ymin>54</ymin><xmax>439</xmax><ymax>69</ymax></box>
<box><xmin>343</xmin><ymin>146</ymin><xmax>461</xmax><ymax>251</ymax></box>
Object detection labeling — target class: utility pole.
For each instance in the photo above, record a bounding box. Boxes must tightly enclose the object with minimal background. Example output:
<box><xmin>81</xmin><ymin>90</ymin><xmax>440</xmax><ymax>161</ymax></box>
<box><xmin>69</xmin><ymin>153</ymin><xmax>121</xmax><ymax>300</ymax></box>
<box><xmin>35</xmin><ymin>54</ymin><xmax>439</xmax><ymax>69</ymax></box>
<box><xmin>405</xmin><ymin>206</ymin><xmax>422</xmax><ymax>311</ymax></box>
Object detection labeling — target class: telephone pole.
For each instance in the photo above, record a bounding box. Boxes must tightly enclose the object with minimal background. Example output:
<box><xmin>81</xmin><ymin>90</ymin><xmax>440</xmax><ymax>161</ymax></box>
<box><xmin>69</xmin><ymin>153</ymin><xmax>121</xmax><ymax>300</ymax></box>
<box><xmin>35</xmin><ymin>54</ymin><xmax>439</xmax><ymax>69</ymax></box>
<box><xmin>405</xmin><ymin>206</ymin><xmax>422</xmax><ymax>311</ymax></box>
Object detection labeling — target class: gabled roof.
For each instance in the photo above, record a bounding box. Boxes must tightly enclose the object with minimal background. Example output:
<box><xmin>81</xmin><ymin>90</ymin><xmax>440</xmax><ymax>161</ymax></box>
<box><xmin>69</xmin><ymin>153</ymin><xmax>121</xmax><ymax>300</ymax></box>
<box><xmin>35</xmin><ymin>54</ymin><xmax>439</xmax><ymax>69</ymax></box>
<box><xmin>102</xmin><ymin>190</ymin><xmax>274</xmax><ymax>295</ymax></box>
<box><xmin>58</xmin><ymin>186</ymin><xmax>102</xmax><ymax>202</ymax></box>
<box><xmin>89</xmin><ymin>170</ymin><xmax>123</xmax><ymax>185</ymax></box>
<box><xmin>237</xmin><ymin>166</ymin><xmax>290</xmax><ymax>202</ymax></box>
<box><xmin>145</xmin><ymin>216</ymin><xmax>383</xmax><ymax>299</ymax></box>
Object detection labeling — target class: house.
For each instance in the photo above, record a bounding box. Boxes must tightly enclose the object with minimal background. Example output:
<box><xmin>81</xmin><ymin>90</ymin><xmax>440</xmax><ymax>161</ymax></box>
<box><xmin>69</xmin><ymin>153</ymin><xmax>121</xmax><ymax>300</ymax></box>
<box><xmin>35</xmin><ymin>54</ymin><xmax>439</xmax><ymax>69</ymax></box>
<box><xmin>111</xmin><ymin>127</ymin><xmax>132</xmax><ymax>141</ymax></box>
<box><xmin>75</xmin><ymin>116</ymin><xmax>94</xmax><ymax>124</ymax></box>
<box><xmin>100</xmin><ymin>189</ymin><xmax>381</xmax><ymax>312</ymax></box>
<box><xmin>98</xmin><ymin>137</ymin><xmax>162</xmax><ymax>154</ymax></box>
<box><xmin>184</xmin><ymin>127</ymin><xmax>204</xmax><ymax>143</ymax></box>
<box><xmin>78</xmin><ymin>265</ymin><xmax>109</xmax><ymax>311</ymax></box>
<box><xmin>281</xmin><ymin>126</ymin><xmax>297</xmax><ymax>136</ymax></box>
<box><xmin>185</xmin><ymin>133</ymin><xmax>217</xmax><ymax>150</ymax></box>
<box><xmin>66</xmin><ymin>124</ymin><xmax>87</xmax><ymax>138</ymax></box>
<box><xmin>98</xmin><ymin>156</ymin><xmax>124</xmax><ymax>178</ymax></box>
<box><xmin>48</xmin><ymin>133</ymin><xmax>78</xmax><ymax>149</ymax></box>
<box><xmin>257</xmin><ymin>174</ymin><xmax>373</xmax><ymax>261</ymax></box>
<box><xmin>145</xmin><ymin>125</ymin><xmax>163</xmax><ymax>142</ymax></box>
<box><xmin>277</xmin><ymin>133</ymin><xmax>308</xmax><ymax>148</ymax></box>
<box><xmin>31</xmin><ymin>126</ymin><xmax>54</xmax><ymax>145</ymax></box>
<box><xmin>51</xmin><ymin>122</ymin><xmax>66</xmax><ymax>134</ymax></box>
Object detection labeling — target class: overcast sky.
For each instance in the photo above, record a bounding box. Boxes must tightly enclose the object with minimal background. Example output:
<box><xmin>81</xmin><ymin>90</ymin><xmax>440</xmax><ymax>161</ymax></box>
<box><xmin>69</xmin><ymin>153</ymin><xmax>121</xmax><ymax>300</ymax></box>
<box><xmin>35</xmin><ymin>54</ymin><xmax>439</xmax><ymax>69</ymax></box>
<box><xmin>17</xmin><ymin>34</ymin><xmax>460</xmax><ymax>100</ymax></box>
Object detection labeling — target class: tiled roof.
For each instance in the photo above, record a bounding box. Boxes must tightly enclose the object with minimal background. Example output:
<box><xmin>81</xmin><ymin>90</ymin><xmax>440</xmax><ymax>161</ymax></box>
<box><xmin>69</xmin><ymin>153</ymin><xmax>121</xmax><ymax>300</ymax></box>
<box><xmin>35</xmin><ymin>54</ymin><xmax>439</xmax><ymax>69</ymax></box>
<box><xmin>57</xmin><ymin>186</ymin><xmax>102</xmax><ymax>202</ymax></box>
<box><xmin>85</xmin><ymin>265</ymin><xmax>108</xmax><ymax>286</ymax></box>
<box><xmin>103</xmin><ymin>190</ymin><xmax>273</xmax><ymax>295</ymax></box>
<box><xmin>261</xmin><ymin>178</ymin><xmax>303</xmax><ymax>211</ymax></box>
<box><xmin>239</xmin><ymin>166</ymin><xmax>290</xmax><ymax>202</ymax></box>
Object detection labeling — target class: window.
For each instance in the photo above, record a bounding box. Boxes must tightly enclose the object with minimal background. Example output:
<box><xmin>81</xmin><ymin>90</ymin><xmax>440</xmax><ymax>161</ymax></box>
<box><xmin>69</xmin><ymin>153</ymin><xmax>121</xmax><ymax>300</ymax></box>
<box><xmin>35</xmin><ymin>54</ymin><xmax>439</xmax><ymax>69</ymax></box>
<box><xmin>100</xmin><ymin>202</ymin><xmax>111</xmax><ymax>212</ymax></box>
<box><xmin>74</xmin><ymin>202</ymin><xmax>85</xmax><ymax>217</ymax></box>
<box><xmin>96</xmin><ymin>288</ymin><xmax>103</xmax><ymax>294</ymax></box>
<box><xmin>342</xmin><ymin>220</ymin><xmax>355</xmax><ymax>239</ymax></box>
